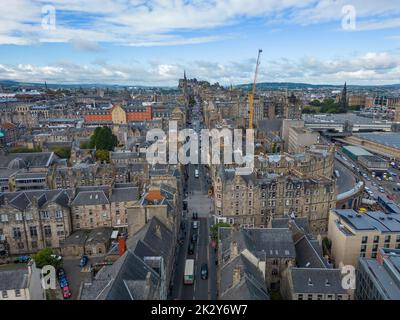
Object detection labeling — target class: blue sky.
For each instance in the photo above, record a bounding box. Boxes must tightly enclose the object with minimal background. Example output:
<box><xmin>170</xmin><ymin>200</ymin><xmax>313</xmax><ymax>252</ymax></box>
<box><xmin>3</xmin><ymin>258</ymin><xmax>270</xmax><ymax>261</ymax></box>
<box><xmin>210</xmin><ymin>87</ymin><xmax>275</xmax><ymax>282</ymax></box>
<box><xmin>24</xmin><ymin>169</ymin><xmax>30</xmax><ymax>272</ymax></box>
<box><xmin>0</xmin><ymin>0</ymin><xmax>399</xmax><ymax>86</ymax></box>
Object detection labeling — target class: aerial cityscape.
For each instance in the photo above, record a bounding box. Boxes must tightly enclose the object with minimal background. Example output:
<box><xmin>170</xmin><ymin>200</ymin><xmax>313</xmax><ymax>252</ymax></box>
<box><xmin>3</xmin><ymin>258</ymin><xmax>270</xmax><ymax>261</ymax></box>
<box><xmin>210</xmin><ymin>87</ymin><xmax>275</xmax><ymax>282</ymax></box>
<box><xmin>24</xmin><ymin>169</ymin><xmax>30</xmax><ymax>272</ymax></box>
<box><xmin>1</xmin><ymin>0</ymin><xmax>400</xmax><ymax>310</ymax></box>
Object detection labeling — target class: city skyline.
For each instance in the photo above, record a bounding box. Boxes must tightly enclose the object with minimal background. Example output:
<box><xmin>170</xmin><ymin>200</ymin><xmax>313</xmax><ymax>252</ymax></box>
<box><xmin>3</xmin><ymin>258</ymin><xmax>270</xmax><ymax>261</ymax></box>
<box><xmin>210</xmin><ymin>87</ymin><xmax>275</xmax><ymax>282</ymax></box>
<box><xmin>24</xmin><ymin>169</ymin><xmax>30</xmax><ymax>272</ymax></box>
<box><xmin>0</xmin><ymin>0</ymin><xmax>399</xmax><ymax>86</ymax></box>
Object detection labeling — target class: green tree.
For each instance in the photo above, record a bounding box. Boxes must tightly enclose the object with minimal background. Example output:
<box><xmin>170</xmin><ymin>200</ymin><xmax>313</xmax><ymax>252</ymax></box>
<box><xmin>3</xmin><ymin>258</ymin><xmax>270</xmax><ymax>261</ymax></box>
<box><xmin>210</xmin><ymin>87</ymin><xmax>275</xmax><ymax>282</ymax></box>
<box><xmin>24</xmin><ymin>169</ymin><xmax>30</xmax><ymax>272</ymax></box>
<box><xmin>89</xmin><ymin>126</ymin><xmax>118</xmax><ymax>151</ymax></box>
<box><xmin>32</xmin><ymin>248</ymin><xmax>61</xmax><ymax>269</ymax></box>
<box><xmin>210</xmin><ymin>223</ymin><xmax>231</xmax><ymax>241</ymax></box>
<box><xmin>96</xmin><ymin>149</ymin><xmax>110</xmax><ymax>162</ymax></box>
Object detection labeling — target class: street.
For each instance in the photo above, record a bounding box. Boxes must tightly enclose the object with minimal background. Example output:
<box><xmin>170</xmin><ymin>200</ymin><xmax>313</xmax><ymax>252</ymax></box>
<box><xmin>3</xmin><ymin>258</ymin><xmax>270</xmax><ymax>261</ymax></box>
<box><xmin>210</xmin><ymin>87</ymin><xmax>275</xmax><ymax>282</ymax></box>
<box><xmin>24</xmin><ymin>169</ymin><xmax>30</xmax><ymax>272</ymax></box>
<box><xmin>170</xmin><ymin>95</ymin><xmax>217</xmax><ymax>300</ymax></box>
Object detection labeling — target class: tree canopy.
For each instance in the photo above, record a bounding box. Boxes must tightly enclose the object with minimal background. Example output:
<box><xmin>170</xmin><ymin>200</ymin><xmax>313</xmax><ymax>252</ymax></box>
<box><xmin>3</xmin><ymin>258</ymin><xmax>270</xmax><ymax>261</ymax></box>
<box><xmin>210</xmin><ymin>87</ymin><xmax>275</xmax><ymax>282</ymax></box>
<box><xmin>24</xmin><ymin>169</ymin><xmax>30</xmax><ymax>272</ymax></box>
<box><xmin>210</xmin><ymin>222</ymin><xmax>231</xmax><ymax>241</ymax></box>
<box><xmin>32</xmin><ymin>248</ymin><xmax>62</xmax><ymax>269</ymax></box>
<box><xmin>89</xmin><ymin>126</ymin><xmax>118</xmax><ymax>151</ymax></box>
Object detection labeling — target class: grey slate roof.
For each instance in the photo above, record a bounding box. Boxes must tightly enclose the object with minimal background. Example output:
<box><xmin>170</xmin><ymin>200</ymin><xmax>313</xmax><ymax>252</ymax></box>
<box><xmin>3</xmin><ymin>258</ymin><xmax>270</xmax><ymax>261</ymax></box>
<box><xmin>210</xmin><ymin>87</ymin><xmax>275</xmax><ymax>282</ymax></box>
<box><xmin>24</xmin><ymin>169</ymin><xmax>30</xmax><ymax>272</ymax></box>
<box><xmin>71</xmin><ymin>190</ymin><xmax>109</xmax><ymax>206</ymax></box>
<box><xmin>0</xmin><ymin>152</ymin><xmax>56</xmax><ymax>169</ymax></box>
<box><xmin>220</xmin><ymin>252</ymin><xmax>269</xmax><ymax>300</ymax></box>
<box><xmin>110</xmin><ymin>187</ymin><xmax>139</xmax><ymax>203</ymax></box>
<box><xmin>0</xmin><ymin>189</ymin><xmax>71</xmax><ymax>210</ymax></box>
<box><xmin>0</xmin><ymin>268</ymin><xmax>29</xmax><ymax>291</ymax></box>
<box><xmin>294</xmin><ymin>235</ymin><xmax>329</xmax><ymax>269</ymax></box>
<box><xmin>290</xmin><ymin>268</ymin><xmax>347</xmax><ymax>294</ymax></box>
<box><xmin>81</xmin><ymin>216</ymin><xmax>173</xmax><ymax>300</ymax></box>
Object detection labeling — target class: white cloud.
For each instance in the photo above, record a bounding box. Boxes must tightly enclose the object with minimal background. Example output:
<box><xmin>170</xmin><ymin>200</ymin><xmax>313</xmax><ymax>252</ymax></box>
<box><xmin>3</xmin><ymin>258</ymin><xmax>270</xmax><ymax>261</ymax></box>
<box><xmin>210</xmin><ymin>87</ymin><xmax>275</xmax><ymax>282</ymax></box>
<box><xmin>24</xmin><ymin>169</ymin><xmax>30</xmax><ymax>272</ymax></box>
<box><xmin>0</xmin><ymin>1</ymin><xmax>399</xmax><ymax>46</ymax></box>
<box><xmin>0</xmin><ymin>51</ymin><xmax>399</xmax><ymax>85</ymax></box>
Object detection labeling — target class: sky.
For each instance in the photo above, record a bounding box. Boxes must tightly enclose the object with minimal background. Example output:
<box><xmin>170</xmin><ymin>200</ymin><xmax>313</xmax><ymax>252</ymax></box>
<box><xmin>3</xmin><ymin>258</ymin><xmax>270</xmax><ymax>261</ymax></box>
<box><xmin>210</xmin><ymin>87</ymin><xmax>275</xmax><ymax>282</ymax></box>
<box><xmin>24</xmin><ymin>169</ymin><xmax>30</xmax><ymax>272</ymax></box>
<box><xmin>0</xmin><ymin>0</ymin><xmax>399</xmax><ymax>86</ymax></box>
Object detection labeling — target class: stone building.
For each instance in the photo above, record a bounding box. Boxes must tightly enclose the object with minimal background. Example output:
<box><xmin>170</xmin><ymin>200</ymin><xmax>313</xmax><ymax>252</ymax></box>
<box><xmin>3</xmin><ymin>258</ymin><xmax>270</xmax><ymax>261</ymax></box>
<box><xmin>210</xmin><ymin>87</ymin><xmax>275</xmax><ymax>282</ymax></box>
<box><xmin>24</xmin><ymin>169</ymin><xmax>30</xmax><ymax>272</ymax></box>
<box><xmin>0</xmin><ymin>189</ymin><xmax>73</xmax><ymax>255</ymax></box>
<box><xmin>70</xmin><ymin>184</ymin><xmax>139</xmax><ymax>232</ymax></box>
<box><xmin>214</xmin><ymin>168</ymin><xmax>336</xmax><ymax>235</ymax></box>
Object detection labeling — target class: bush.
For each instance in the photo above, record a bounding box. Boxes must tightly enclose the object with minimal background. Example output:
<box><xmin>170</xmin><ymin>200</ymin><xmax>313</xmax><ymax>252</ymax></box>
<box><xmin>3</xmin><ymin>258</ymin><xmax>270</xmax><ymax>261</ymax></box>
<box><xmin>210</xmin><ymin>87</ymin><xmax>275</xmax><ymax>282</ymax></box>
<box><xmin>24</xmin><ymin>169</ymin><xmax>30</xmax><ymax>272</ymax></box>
<box><xmin>32</xmin><ymin>248</ymin><xmax>61</xmax><ymax>269</ymax></box>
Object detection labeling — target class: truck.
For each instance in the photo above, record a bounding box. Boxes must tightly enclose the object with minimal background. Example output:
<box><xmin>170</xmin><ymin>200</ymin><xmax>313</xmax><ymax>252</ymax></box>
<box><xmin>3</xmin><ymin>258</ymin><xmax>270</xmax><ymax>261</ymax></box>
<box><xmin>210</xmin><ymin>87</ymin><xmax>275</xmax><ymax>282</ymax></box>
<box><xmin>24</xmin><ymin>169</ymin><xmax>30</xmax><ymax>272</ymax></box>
<box><xmin>184</xmin><ymin>259</ymin><xmax>195</xmax><ymax>285</ymax></box>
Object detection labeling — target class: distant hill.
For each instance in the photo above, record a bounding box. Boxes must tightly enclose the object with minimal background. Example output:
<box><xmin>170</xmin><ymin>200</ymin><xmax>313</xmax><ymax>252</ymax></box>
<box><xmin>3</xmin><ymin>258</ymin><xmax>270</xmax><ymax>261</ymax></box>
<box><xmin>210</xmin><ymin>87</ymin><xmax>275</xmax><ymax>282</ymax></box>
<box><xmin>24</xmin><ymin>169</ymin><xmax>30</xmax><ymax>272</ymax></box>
<box><xmin>235</xmin><ymin>82</ymin><xmax>400</xmax><ymax>90</ymax></box>
<box><xmin>0</xmin><ymin>79</ymin><xmax>176</xmax><ymax>90</ymax></box>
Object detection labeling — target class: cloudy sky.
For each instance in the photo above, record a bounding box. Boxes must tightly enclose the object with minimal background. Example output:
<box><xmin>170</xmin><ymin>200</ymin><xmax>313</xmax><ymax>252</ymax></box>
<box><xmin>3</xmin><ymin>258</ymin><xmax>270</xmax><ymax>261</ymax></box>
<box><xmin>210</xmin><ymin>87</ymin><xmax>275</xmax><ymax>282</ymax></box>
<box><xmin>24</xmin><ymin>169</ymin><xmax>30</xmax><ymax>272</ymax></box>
<box><xmin>0</xmin><ymin>0</ymin><xmax>399</xmax><ymax>86</ymax></box>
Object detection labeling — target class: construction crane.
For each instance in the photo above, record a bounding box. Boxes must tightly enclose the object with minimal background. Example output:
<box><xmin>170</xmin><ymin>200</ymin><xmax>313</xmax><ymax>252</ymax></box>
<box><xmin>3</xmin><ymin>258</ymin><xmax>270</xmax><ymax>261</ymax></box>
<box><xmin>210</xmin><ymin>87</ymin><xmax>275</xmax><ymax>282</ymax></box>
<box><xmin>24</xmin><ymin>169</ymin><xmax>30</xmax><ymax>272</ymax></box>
<box><xmin>248</xmin><ymin>49</ymin><xmax>262</xmax><ymax>129</ymax></box>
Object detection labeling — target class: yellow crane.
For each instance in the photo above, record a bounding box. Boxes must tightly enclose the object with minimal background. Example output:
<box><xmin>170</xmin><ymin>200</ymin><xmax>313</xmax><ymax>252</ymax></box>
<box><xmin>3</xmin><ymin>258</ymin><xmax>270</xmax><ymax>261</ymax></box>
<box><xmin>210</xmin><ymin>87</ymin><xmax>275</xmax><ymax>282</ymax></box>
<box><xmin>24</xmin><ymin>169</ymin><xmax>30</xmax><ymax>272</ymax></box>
<box><xmin>248</xmin><ymin>49</ymin><xmax>262</xmax><ymax>129</ymax></box>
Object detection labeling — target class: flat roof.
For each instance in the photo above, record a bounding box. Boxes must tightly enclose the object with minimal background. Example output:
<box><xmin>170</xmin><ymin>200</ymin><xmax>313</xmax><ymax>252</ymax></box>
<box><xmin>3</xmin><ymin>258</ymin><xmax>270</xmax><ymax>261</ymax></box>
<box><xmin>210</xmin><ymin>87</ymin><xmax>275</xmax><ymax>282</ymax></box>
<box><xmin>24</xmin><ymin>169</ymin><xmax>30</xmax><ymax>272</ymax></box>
<box><xmin>342</xmin><ymin>145</ymin><xmax>373</xmax><ymax>157</ymax></box>
<box><xmin>356</xmin><ymin>132</ymin><xmax>400</xmax><ymax>151</ymax></box>
<box><xmin>334</xmin><ymin>209</ymin><xmax>400</xmax><ymax>233</ymax></box>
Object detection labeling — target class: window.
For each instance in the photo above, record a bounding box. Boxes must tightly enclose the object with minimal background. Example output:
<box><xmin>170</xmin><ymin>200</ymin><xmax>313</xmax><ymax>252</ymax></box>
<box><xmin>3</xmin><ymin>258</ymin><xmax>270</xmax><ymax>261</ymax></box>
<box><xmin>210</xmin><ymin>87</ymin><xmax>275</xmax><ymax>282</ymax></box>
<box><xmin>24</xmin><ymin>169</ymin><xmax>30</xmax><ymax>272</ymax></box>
<box><xmin>371</xmin><ymin>252</ymin><xmax>377</xmax><ymax>258</ymax></box>
<box><xmin>29</xmin><ymin>226</ymin><xmax>38</xmax><ymax>238</ymax></box>
<box><xmin>307</xmin><ymin>294</ymin><xmax>313</xmax><ymax>300</ymax></box>
<box><xmin>56</xmin><ymin>210</ymin><xmax>63</xmax><ymax>219</ymax></box>
<box><xmin>15</xmin><ymin>213</ymin><xmax>23</xmax><ymax>221</ymax></box>
<box><xmin>25</xmin><ymin>213</ymin><xmax>33</xmax><ymax>221</ymax></box>
<box><xmin>13</xmin><ymin>228</ymin><xmax>21</xmax><ymax>239</ymax></box>
<box><xmin>0</xmin><ymin>214</ymin><xmax>8</xmax><ymax>222</ymax></box>
<box><xmin>360</xmin><ymin>245</ymin><xmax>366</xmax><ymax>253</ymax></box>
<box><xmin>15</xmin><ymin>289</ymin><xmax>21</xmax><ymax>297</ymax></box>
<box><xmin>385</xmin><ymin>235</ymin><xmax>391</xmax><ymax>243</ymax></box>
<box><xmin>317</xmin><ymin>294</ymin><xmax>323</xmax><ymax>300</ymax></box>
<box><xmin>372</xmin><ymin>244</ymin><xmax>378</xmax><ymax>252</ymax></box>
<box><xmin>2</xmin><ymin>291</ymin><xmax>8</xmax><ymax>299</ymax></box>
<box><xmin>41</xmin><ymin>211</ymin><xmax>50</xmax><ymax>219</ymax></box>
<box><xmin>297</xmin><ymin>294</ymin><xmax>303</xmax><ymax>300</ymax></box>
<box><xmin>373</xmin><ymin>235</ymin><xmax>379</xmax><ymax>243</ymax></box>
<box><xmin>362</xmin><ymin>236</ymin><xmax>368</xmax><ymax>244</ymax></box>
<box><xmin>44</xmin><ymin>226</ymin><xmax>52</xmax><ymax>237</ymax></box>
<box><xmin>396</xmin><ymin>235</ymin><xmax>400</xmax><ymax>242</ymax></box>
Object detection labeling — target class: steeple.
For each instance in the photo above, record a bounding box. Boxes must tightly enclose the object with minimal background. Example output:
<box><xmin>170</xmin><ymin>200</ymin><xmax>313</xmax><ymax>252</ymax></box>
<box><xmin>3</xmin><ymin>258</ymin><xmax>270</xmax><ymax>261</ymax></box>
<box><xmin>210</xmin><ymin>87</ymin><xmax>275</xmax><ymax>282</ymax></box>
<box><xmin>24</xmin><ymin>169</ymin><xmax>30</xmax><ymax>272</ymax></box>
<box><xmin>341</xmin><ymin>82</ymin><xmax>348</xmax><ymax>110</ymax></box>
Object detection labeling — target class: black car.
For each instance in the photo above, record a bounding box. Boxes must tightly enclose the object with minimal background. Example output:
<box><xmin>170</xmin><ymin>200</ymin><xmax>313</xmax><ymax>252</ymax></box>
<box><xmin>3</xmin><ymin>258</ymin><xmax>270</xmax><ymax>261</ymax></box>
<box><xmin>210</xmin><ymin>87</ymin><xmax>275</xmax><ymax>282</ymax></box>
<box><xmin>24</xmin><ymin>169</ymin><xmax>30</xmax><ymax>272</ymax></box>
<box><xmin>191</xmin><ymin>233</ymin><xmax>198</xmax><ymax>243</ymax></box>
<box><xmin>188</xmin><ymin>243</ymin><xmax>194</xmax><ymax>255</ymax></box>
<box><xmin>201</xmin><ymin>263</ymin><xmax>208</xmax><ymax>280</ymax></box>
<box><xmin>192</xmin><ymin>212</ymin><xmax>198</xmax><ymax>220</ymax></box>
<box><xmin>56</xmin><ymin>268</ymin><xmax>66</xmax><ymax>279</ymax></box>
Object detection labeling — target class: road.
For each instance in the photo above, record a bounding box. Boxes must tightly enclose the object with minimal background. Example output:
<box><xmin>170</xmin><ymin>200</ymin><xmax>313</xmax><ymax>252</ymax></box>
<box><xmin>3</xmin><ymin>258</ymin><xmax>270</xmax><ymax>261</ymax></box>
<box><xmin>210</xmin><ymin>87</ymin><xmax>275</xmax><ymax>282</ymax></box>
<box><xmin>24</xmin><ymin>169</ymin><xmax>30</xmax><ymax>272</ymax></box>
<box><xmin>336</xmin><ymin>149</ymin><xmax>400</xmax><ymax>203</ymax></box>
<box><xmin>170</xmin><ymin>95</ymin><xmax>217</xmax><ymax>300</ymax></box>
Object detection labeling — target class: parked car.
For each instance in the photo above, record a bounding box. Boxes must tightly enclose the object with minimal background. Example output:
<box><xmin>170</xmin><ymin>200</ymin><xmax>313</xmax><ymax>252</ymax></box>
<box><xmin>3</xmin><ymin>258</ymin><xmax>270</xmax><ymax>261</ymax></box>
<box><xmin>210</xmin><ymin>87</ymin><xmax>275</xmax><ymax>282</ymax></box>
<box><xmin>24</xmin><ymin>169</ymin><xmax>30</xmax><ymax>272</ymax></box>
<box><xmin>59</xmin><ymin>276</ymin><xmax>68</xmax><ymax>288</ymax></box>
<box><xmin>379</xmin><ymin>187</ymin><xmax>385</xmax><ymax>193</ymax></box>
<box><xmin>200</xmin><ymin>263</ymin><xmax>208</xmax><ymax>280</ymax></box>
<box><xmin>192</xmin><ymin>221</ymin><xmax>199</xmax><ymax>230</ymax></box>
<box><xmin>51</xmin><ymin>254</ymin><xmax>63</xmax><ymax>261</ymax></box>
<box><xmin>62</xmin><ymin>286</ymin><xmax>72</xmax><ymax>299</ymax></box>
<box><xmin>191</xmin><ymin>233</ymin><xmax>198</xmax><ymax>243</ymax></box>
<box><xmin>79</xmin><ymin>255</ymin><xmax>88</xmax><ymax>268</ymax></box>
<box><xmin>192</xmin><ymin>212</ymin><xmax>198</xmax><ymax>220</ymax></box>
<box><xmin>56</xmin><ymin>268</ymin><xmax>65</xmax><ymax>279</ymax></box>
<box><xmin>188</xmin><ymin>243</ymin><xmax>194</xmax><ymax>255</ymax></box>
<box><xmin>14</xmin><ymin>256</ymin><xmax>31</xmax><ymax>264</ymax></box>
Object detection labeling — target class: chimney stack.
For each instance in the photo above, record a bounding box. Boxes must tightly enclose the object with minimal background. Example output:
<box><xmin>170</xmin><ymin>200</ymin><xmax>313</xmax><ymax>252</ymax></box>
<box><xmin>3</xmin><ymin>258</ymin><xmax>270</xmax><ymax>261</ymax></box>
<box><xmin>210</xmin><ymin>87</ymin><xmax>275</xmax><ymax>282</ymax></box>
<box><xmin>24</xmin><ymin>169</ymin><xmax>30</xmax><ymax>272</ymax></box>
<box><xmin>230</xmin><ymin>241</ymin><xmax>238</xmax><ymax>258</ymax></box>
<box><xmin>118</xmin><ymin>237</ymin><xmax>126</xmax><ymax>256</ymax></box>
<box><xmin>232</xmin><ymin>267</ymin><xmax>241</xmax><ymax>287</ymax></box>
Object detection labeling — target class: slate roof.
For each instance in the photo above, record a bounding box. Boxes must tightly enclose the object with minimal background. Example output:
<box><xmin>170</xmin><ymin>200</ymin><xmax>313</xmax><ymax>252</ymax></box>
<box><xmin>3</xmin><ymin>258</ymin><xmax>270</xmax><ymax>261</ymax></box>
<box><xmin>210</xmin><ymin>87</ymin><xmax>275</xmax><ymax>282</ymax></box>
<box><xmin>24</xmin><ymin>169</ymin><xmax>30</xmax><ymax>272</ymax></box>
<box><xmin>0</xmin><ymin>152</ymin><xmax>56</xmax><ymax>169</ymax></box>
<box><xmin>294</xmin><ymin>235</ymin><xmax>329</xmax><ymax>269</ymax></box>
<box><xmin>81</xmin><ymin>216</ymin><xmax>173</xmax><ymax>300</ymax></box>
<box><xmin>0</xmin><ymin>189</ymin><xmax>71</xmax><ymax>210</ymax></box>
<box><xmin>290</xmin><ymin>268</ymin><xmax>347</xmax><ymax>294</ymax></box>
<box><xmin>0</xmin><ymin>268</ymin><xmax>29</xmax><ymax>291</ymax></box>
<box><xmin>110</xmin><ymin>187</ymin><xmax>139</xmax><ymax>203</ymax></box>
<box><xmin>71</xmin><ymin>190</ymin><xmax>109</xmax><ymax>206</ymax></box>
<box><xmin>220</xmin><ymin>251</ymin><xmax>269</xmax><ymax>300</ymax></box>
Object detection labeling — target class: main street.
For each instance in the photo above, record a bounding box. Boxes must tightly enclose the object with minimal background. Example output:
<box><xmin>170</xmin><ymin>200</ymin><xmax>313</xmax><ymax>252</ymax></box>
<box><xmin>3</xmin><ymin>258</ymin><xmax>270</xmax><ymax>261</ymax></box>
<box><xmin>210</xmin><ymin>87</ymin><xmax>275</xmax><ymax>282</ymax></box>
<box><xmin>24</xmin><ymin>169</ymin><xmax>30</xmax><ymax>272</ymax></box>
<box><xmin>170</xmin><ymin>96</ymin><xmax>217</xmax><ymax>300</ymax></box>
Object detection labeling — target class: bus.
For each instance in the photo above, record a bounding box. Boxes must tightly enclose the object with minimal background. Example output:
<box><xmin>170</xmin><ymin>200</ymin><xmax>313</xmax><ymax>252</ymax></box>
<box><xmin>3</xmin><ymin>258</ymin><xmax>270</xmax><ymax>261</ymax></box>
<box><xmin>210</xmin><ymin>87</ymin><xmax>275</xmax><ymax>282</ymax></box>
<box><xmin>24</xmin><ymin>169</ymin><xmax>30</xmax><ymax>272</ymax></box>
<box><xmin>184</xmin><ymin>259</ymin><xmax>195</xmax><ymax>285</ymax></box>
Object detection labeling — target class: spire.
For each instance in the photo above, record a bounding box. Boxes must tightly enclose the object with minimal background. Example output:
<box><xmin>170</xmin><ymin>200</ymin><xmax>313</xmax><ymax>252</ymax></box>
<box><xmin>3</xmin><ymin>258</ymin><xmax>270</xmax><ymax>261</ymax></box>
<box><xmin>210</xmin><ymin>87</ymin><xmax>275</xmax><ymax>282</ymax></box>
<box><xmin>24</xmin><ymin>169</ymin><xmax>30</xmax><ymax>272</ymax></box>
<box><xmin>184</xmin><ymin>70</ymin><xmax>187</xmax><ymax>81</ymax></box>
<box><xmin>341</xmin><ymin>82</ymin><xmax>347</xmax><ymax>110</ymax></box>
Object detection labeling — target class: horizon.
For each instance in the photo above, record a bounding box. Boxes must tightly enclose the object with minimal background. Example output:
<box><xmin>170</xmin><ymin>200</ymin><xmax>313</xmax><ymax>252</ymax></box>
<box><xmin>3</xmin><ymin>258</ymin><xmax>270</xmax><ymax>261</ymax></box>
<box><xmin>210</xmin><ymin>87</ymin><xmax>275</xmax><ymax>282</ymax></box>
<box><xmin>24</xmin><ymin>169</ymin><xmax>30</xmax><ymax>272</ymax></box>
<box><xmin>0</xmin><ymin>1</ymin><xmax>399</xmax><ymax>86</ymax></box>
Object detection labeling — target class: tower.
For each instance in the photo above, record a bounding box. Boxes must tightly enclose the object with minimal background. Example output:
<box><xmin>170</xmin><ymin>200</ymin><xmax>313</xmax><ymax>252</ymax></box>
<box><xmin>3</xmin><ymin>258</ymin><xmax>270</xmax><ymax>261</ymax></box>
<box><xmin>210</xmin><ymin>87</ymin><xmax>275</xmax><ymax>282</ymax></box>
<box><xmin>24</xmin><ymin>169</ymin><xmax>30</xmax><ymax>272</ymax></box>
<box><xmin>340</xmin><ymin>82</ymin><xmax>348</xmax><ymax>110</ymax></box>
